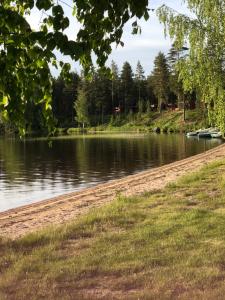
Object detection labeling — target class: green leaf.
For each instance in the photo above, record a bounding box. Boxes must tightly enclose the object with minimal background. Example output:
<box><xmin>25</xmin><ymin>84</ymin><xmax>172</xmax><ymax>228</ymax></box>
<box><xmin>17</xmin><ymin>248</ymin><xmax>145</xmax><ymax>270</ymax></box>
<box><xmin>1</xmin><ymin>95</ymin><xmax>9</xmax><ymax>107</ymax></box>
<box><xmin>36</xmin><ymin>0</ymin><xmax>52</xmax><ymax>11</ymax></box>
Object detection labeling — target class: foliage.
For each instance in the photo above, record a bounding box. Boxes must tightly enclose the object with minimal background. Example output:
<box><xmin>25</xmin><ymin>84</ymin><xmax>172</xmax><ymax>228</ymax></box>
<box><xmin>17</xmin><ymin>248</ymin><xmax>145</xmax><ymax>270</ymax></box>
<box><xmin>151</xmin><ymin>52</ymin><xmax>170</xmax><ymax>111</ymax></box>
<box><xmin>91</xmin><ymin>69</ymin><xmax>112</xmax><ymax>115</ymax></box>
<box><xmin>0</xmin><ymin>0</ymin><xmax>149</xmax><ymax>134</ymax></box>
<box><xmin>167</xmin><ymin>44</ymin><xmax>187</xmax><ymax>109</ymax></box>
<box><xmin>135</xmin><ymin>60</ymin><xmax>146</xmax><ymax>102</ymax></box>
<box><xmin>74</xmin><ymin>86</ymin><xmax>89</xmax><ymax>128</ymax></box>
<box><xmin>146</xmin><ymin>100</ymin><xmax>151</xmax><ymax>114</ymax></box>
<box><xmin>157</xmin><ymin>0</ymin><xmax>225</xmax><ymax>131</ymax></box>
<box><xmin>17</xmin><ymin>53</ymin><xmax>198</xmax><ymax>132</ymax></box>
<box><xmin>138</xmin><ymin>99</ymin><xmax>144</xmax><ymax>114</ymax></box>
<box><xmin>111</xmin><ymin>60</ymin><xmax>120</xmax><ymax>110</ymax></box>
<box><xmin>52</xmin><ymin>72</ymin><xmax>80</xmax><ymax>127</ymax></box>
<box><xmin>120</xmin><ymin>61</ymin><xmax>134</xmax><ymax>113</ymax></box>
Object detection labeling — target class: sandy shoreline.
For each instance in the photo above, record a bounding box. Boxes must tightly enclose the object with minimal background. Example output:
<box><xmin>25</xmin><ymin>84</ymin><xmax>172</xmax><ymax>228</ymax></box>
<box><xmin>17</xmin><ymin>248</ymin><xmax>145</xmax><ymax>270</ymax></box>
<box><xmin>1</xmin><ymin>143</ymin><xmax>225</xmax><ymax>239</ymax></box>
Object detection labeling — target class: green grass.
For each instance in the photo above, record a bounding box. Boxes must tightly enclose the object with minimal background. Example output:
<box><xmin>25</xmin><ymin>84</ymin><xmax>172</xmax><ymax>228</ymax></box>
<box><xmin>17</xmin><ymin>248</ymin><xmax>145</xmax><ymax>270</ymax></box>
<box><xmin>152</xmin><ymin>109</ymin><xmax>208</xmax><ymax>133</ymax></box>
<box><xmin>1</xmin><ymin>160</ymin><xmax>225</xmax><ymax>299</ymax></box>
<box><xmin>66</xmin><ymin>109</ymin><xmax>208</xmax><ymax>135</ymax></box>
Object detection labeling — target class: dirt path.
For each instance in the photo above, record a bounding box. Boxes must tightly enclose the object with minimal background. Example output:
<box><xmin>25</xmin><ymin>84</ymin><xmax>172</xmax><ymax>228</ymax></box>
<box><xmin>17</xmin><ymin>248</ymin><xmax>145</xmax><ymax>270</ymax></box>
<box><xmin>1</xmin><ymin>143</ymin><xmax>225</xmax><ymax>239</ymax></box>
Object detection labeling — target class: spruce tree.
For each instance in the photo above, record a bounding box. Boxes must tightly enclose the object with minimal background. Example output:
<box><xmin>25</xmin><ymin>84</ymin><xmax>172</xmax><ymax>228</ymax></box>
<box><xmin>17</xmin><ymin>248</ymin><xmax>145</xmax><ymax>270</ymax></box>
<box><xmin>151</xmin><ymin>52</ymin><xmax>170</xmax><ymax>112</ymax></box>
<box><xmin>120</xmin><ymin>62</ymin><xmax>134</xmax><ymax>113</ymax></box>
<box><xmin>135</xmin><ymin>61</ymin><xmax>145</xmax><ymax>102</ymax></box>
<box><xmin>111</xmin><ymin>61</ymin><xmax>120</xmax><ymax>110</ymax></box>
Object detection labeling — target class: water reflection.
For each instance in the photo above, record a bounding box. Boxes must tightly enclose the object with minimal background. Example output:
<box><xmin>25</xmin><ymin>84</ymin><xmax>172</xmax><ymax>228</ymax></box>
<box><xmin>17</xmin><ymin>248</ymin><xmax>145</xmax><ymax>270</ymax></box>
<box><xmin>0</xmin><ymin>133</ymin><xmax>223</xmax><ymax>211</ymax></box>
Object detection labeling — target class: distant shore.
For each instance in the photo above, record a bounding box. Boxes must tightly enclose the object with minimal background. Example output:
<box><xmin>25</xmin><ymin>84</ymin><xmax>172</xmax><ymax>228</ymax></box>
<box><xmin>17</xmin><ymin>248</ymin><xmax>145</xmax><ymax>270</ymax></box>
<box><xmin>1</xmin><ymin>143</ymin><xmax>225</xmax><ymax>239</ymax></box>
<box><xmin>64</xmin><ymin>110</ymin><xmax>208</xmax><ymax>135</ymax></box>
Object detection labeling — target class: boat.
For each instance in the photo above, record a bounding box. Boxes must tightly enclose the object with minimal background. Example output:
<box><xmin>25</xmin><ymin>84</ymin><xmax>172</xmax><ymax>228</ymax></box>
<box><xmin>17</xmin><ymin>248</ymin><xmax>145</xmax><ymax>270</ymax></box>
<box><xmin>187</xmin><ymin>127</ymin><xmax>223</xmax><ymax>139</ymax></box>
<box><xmin>198</xmin><ymin>132</ymin><xmax>212</xmax><ymax>138</ymax></box>
<box><xmin>186</xmin><ymin>131</ymin><xmax>198</xmax><ymax>137</ymax></box>
<box><xmin>210</xmin><ymin>132</ymin><xmax>222</xmax><ymax>138</ymax></box>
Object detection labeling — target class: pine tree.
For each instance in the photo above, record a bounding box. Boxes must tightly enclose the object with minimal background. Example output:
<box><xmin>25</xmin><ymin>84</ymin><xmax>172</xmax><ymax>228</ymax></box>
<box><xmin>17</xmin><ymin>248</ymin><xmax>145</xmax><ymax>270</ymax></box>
<box><xmin>151</xmin><ymin>52</ymin><xmax>170</xmax><ymax>112</ymax></box>
<box><xmin>111</xmin><ymin>61</ymin><xmax>120</xmax><ymax>110</ymax></box>
<box><xmin>94</xmin><ymin>69</ymin><xmax>111</xmax><ymax>123</ymax></box>
<box><xmin>120</xmin><ymin>62</ymin><xmax>134</xmax><ymax>114</ymax></box>
<box><xmin>167</xmin><ymin>44</ymin><xmax>188</xmax><ymax>111</ymax></box>
<box><xmin>146</xmin><ymin>75</ymin><xmax>157</xmax><ymax>108</ymax></box>
<box><xmin>135</xmin><ymin>61</ymin><xmax>145</xmax><ymax>102</ymax></box>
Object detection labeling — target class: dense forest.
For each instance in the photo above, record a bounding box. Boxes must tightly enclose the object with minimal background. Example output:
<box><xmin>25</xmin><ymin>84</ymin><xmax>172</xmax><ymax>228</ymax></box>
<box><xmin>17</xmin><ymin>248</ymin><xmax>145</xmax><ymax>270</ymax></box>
<box><xmin>0</xmin><ymin>48</ymin><xmax>198</xmax><ymax>133</ymax></box>
<box><xmin>23</xmin><ymin>48</ymin><xmax>197</xmax><ymax>131</ymax></box>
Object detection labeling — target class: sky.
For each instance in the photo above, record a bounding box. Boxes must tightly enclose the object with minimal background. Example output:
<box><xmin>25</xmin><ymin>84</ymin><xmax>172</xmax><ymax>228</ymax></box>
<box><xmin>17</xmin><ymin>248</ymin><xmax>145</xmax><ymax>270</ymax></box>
<box><xmin>26</xmin><ymin>0</ymin><xmax>190</xmax><ymax>77</ymax></box>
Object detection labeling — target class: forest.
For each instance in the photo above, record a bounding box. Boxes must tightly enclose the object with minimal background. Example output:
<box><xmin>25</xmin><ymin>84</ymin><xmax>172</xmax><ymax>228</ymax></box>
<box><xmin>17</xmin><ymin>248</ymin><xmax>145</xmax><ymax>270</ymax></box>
<box><xmin>10</xmin><ymin>47</ymin><xmax>197</xmax><ymax>133</ymax></box>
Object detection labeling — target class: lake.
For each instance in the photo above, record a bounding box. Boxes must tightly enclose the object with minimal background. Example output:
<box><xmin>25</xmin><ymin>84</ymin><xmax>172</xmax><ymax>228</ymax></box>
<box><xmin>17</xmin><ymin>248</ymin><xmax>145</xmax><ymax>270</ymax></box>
<box><xmin>0</xmin><ymin>133</ymin><xmax>223</xmax><ymax>212</ymax></box>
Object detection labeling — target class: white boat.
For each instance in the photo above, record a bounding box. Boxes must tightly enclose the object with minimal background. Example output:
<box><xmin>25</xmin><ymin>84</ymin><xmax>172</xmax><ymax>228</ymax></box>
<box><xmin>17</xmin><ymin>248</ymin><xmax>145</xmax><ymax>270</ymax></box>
<box><xmin>188</xmin><ymin>127</ymin><xmax>223</xmax><ymax>139</ymax></box>
<box><xmin>186</xmin><ymin>131</ymin><xmax>197</xmax><ymax>137</ymax></box>
<box><xmin>210</xmin><ymin>132</ymin><xmax>222</xmax><ymax>138</ymax></box>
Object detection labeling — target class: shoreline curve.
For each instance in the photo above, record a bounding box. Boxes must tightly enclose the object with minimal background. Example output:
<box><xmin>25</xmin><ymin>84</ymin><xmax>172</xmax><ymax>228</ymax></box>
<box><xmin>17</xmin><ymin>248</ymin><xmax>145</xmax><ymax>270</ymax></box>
<box><xmin>1</xmin><ymin>143</ymin><xmax>225</xmax><ymax>239</ymax></box>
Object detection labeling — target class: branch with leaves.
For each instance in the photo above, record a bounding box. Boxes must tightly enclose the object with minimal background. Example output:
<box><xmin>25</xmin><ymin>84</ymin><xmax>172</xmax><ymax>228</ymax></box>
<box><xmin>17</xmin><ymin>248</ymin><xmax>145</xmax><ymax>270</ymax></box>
<box><xmin>157</xmin><ymin>1</ymin><xmax>225</xmax><ymax>131</ymax></box>
<box><xmin>0</xmin><ymin>0</ymin><xmax>150</xmax><ymax>135</ymax></box>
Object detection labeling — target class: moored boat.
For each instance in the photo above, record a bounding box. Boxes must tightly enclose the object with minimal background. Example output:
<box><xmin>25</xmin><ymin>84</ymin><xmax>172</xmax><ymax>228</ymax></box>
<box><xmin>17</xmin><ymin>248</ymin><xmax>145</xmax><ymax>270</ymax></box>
<box><xmin>198</xmin><ymin>132</ymin><xmax>212</xmax><ymax>138</ymax></box>
<box><xmin>186</xmin><ymin>131</ymin><xmax>198</xmax><ymax>137</ymax></box>
<box><xmin>187</xmin><ymin>127</ymin><xmax>223</xmax><ymax>139</ymax></box>
<box><xmin>210</xmin><ymin>132</ymin><xmax>222</xmax><ymax>138</ymax></box>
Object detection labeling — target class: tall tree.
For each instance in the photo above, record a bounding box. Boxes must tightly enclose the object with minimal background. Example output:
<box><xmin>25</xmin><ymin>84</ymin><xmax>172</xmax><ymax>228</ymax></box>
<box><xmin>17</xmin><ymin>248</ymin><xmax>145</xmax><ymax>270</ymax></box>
<box><xmin>120</xmin><ymin>62</ymin><xmax>134</xmax><ymax>113</ymax></box>
<box><xmin>74</xmin><ymin>86</ymin><xmax>89</xmax><ymax>129</ymax></box>
<box><xmin>167</xmin><ymin>45</ymin><xmax>189</xmax><ymax>112</ymax></box>
<box><xmin>151</xmin><ymin>52</ymin><xmax>170</xmax><ymax>112</ymax></box>
<box><xmin>146</xmin><ymin>75</ymin><xmax>158</xmax><ymax>107</ymax></box>
<box><xmin>158</xmin><ymin>1</ymin><xmax>225</xmax><ymax>130</ymax></box>
<box><xmin>135</xmin><ymin>61</ymin><xmax>145</xmax><ymax>102</ymax></box>
<box><xmin>94</xmin><ymin>69</ymin><xmax>112</xmax><ymax>122</ymax></box>
<box><xmin>52</xmin><ymin>73</ymin><xmax>80</xmax><ymax>127</ymax></box>
<box><xmin>111</xmin><ymin>61</ymin><xmax>120</xmax><ymax>110</ymax></box>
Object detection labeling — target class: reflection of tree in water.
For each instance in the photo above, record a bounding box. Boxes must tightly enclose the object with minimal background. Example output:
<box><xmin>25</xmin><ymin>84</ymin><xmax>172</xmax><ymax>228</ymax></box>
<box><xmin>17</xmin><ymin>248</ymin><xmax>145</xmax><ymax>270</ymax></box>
<box><xmin>0</xmin><ymin>139</ymin><xmax>24</xmax><ymax>182</ymax></box>
<box><xmin>0</xmin><ymin>135</ymin><xmax>223</xmax><ymax>206</ymax></box>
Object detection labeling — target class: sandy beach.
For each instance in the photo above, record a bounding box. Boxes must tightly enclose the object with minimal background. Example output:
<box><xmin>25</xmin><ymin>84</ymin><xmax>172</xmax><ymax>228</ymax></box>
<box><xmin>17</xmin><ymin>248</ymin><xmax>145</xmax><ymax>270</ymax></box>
<box><xmin>1</xmin><ymin>143</ymin><xmax>225</xmax><ymax>239</ymax></box>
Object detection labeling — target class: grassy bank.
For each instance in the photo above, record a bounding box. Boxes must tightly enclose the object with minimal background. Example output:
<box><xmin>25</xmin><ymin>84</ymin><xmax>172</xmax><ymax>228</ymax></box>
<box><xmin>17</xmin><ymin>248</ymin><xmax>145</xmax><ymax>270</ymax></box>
<box><xmin>1</xmin><ymin>159</ymin><xmax>225</xmax><ymax>299</ymax></box>
<box><xmin>66</xmin><ymin>109</ymin><xmax>208</xmax><ymax>135</ymax></box>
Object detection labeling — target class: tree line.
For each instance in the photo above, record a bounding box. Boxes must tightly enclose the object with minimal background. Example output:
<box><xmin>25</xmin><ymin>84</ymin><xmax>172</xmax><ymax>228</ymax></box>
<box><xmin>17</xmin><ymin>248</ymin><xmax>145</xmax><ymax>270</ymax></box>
<box><xmin>19</xmin><ymin>48</ymin><xmax>197</xmax><ymax>131</ymax></box>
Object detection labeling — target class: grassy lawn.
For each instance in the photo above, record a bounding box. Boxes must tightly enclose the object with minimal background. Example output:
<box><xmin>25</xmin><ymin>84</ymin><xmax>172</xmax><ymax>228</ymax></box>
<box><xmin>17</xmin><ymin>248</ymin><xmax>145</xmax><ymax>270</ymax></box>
<box><xmin>1</xmin><ymin>160</ymin><xmax>225</xmax><ymax>299</ymax></box>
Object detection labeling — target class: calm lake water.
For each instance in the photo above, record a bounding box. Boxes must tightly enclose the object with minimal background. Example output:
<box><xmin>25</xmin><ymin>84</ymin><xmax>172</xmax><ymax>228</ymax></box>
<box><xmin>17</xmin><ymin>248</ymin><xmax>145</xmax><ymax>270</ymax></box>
<box><xmin>0</xmin><ymin>133</ymin><xmax>223</xmax><ymax>212</ymax></box>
